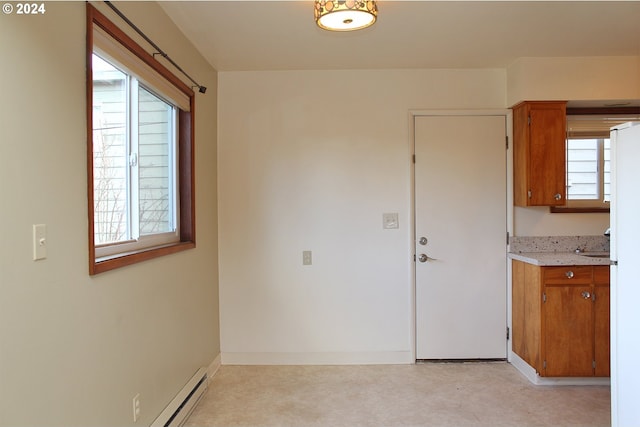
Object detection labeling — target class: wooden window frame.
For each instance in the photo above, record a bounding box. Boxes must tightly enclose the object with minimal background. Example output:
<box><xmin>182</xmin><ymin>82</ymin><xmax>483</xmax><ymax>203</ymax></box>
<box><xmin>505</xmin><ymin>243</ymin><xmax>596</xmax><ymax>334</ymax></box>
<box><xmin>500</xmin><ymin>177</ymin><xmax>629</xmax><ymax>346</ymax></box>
<box><xmin>87</xmin><ymin>4</ymin><xmax>195</xmax><ymax>275</ymax></box>
<box><xmin>551</xmin><ymin>106</ymin><xmax>640</xmax><ymax>213</ymax></box>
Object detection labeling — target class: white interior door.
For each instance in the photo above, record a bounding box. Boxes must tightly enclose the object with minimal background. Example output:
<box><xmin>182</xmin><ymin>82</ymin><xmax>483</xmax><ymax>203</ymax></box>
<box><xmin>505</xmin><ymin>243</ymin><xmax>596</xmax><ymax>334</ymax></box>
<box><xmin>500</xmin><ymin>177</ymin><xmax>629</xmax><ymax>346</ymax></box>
<box><xmin>415</xmin><ymin>114</ymin><xmax>507</xmax><ymax>360</ymax></box>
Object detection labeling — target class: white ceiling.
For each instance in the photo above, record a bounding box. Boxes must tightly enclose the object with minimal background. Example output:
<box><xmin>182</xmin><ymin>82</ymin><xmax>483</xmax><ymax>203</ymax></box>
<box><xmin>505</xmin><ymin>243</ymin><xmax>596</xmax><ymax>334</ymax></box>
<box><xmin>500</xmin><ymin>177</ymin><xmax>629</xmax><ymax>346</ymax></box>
<box><xmin>159</xmin><ymin>1</ymin><xmax>640</xmax><ymax>72</ymax></box>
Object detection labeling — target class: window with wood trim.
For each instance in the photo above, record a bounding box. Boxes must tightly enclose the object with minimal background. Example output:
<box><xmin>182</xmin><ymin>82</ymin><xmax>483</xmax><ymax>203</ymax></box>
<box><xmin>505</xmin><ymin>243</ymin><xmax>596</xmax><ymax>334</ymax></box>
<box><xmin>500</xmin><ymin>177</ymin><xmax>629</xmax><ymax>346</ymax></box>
<box><xmin>87</xmin><ymin>5</ymin><xmax>195</xmax><ymax>275</ymax></box>
<box><xmin>566</xmin><ymin>133</ymin><xmax>610</xmax><ymax>207</ymax></box>
<box><xmin>556</xmin><ymin>112</ymin><xmax>640</xmax><ymax>212</ymax></box>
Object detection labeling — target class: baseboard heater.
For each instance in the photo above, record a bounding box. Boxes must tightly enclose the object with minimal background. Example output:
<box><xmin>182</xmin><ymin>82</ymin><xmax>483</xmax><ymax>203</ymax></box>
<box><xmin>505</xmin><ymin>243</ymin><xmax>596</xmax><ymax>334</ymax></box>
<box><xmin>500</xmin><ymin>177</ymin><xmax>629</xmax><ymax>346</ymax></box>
<box><xmin>151</xmin><ymin>367</ymin><xmax>208</xmax><ymax>427</ymax></box>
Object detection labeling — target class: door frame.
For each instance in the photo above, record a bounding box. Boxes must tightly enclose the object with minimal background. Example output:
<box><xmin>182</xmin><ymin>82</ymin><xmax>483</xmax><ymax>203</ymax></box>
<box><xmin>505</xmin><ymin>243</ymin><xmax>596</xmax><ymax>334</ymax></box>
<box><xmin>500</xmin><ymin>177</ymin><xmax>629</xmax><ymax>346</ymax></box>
<box><xmin>409</xmin><ymin>109</ymin><xmax>514</xmax><ymax>362</ymax></box>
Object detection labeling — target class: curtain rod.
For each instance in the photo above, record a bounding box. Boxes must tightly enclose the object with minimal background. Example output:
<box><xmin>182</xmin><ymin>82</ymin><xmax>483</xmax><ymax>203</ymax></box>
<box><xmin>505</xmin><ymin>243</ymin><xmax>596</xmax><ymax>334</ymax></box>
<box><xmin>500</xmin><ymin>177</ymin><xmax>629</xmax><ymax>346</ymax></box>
<box><xmin>104</xmin><ymin>1</ymin><xmax>207</xmax><ymax>94</ymax></box>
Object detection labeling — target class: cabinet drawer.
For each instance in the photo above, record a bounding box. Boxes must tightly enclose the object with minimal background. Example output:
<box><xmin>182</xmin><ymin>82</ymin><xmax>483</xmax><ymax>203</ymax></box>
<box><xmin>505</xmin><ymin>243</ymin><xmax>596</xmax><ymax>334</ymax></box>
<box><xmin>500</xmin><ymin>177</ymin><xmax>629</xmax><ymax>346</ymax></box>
<box><xmin>593</xmin><ymin>266</ymin><xmax>610</xmax><ymax>285</ymax></box>
<box><xmin>543</xmin><ymin>266</ymin><xmax>592</xmax><ymax>284</ymax></box>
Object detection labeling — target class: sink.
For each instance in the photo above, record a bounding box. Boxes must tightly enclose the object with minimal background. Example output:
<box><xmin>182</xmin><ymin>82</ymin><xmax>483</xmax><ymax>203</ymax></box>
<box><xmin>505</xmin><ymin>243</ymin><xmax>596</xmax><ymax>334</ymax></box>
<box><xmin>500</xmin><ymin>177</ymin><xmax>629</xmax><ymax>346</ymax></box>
<box><xmin>580</xmin><ymin>253</ymin><xmax>610</xmax><ymax>258</ymax></box>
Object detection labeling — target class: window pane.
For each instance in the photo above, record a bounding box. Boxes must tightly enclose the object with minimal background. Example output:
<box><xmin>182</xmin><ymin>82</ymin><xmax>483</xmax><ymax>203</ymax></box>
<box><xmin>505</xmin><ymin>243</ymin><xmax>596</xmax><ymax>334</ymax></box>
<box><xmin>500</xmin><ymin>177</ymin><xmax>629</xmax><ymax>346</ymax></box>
<box><xmin>567</xmin><ymin>138</ymin><xmax>598</xmax><ymax>200</ymax></box>
<box><xmin>137</xmin><ymin>86</ymin><xmax>175</xmax><ymax>236</ymax></box>
<box><xmin>92</xmin><ymin>54</ymin><xmax>129</xmax><ymax>244</ymax></box>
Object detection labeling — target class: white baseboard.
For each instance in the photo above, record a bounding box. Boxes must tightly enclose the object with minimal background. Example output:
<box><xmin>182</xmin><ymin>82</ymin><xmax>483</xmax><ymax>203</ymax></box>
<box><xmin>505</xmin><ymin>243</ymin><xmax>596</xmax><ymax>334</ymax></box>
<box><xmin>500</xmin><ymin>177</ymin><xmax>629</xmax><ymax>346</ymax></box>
<box><xmin>206</xmin><ymin>353</ymin><xmax>222</xmax><ymax>381</ymax></box>
<box><xmin>510</xmin><ymin>351</ymin><xmax>610</xmax><ymax>386</ymax></box>
<box><xmin>221</xmin><ymin>351</ymin><xmax>413</xmax><ymax>365</ymax></box>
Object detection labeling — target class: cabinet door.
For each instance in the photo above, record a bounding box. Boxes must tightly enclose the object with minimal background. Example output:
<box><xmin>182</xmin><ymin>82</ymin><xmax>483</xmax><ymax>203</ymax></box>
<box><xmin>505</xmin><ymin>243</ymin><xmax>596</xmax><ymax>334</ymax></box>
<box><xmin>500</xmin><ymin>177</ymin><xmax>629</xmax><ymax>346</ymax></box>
<box><xmin>528</xmin><ymin>103</ymin><xmax>566</xmax><ymax>206</ymax></box>
<box><xmin>543</xmin><ymin>285</ymin><xmax>594</xmax><ymax>376</ymax></box>
<box><xmin>594</xmin><ymin>266</ymin><xmax>610</xmax><ymax>377</ymax></box>
<box><xmin>512</xmin><ymin>261</ymin><xmax>542</xmax><ymax>371</ymax></box>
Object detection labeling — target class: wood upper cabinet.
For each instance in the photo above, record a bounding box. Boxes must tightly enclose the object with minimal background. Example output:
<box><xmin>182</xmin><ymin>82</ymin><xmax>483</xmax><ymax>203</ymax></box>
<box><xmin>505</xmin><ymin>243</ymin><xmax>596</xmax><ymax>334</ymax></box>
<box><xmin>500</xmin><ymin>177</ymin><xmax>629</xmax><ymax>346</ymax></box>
<box><xmin>512</xmin><ymin>261</ymin><xmax>610</xmax><ymax>377</ymax></box>
<box><xmin>513</xmin><ymin>101</ymin><xmax>567</xmax><ymax>206</ymax></box>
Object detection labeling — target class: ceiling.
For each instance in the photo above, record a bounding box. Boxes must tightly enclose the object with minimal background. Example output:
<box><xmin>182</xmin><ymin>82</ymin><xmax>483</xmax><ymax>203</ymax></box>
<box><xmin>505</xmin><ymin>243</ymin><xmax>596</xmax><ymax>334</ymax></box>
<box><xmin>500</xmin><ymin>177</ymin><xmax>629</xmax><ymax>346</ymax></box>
<box><xmin>158</xmin><ymin>1</ymin><xmax>640</xmax><ymax>72</ymax></box>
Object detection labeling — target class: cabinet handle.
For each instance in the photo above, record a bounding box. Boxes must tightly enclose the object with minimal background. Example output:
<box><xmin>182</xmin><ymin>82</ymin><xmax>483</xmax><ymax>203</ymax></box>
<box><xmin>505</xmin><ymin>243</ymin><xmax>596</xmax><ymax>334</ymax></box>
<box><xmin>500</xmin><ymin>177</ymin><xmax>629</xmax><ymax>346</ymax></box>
<box><xmin>554</xmin><ymin>193</ymin><xmax>562</xmax><ymax>201</ymax></box>
<box><xmin>565</xmin><ymin>270</ymin><xmax>574</xmax><ymax>279</ymax></box>
<box><xmin>581</xmin><ymin>291</ymin><xmax>591</xmax><ymax>299</ymax></box>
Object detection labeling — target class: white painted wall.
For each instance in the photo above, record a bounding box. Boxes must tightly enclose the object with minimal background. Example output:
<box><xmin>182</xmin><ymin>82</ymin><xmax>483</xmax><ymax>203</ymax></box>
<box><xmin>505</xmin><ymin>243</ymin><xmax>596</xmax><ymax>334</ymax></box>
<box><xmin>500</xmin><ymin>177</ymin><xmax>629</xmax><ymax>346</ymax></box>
<box><xmin>514</xmin><ymin>207</ymin><xmax>610</xmax><ymax>236</ymax></box>
<box><xmin>0</xmin><ymin>3</ymin><xmax>219</xmax><ymax>426</ymax></box>
<box><xmin>507</xmin><ymin>56</ymin><xmax>640</xmax><ymax>106</ymax></box>
<box><xmin>218</xmin><ymin>69</ymin><xmax>506</xmax><ymax>364</ymax></box>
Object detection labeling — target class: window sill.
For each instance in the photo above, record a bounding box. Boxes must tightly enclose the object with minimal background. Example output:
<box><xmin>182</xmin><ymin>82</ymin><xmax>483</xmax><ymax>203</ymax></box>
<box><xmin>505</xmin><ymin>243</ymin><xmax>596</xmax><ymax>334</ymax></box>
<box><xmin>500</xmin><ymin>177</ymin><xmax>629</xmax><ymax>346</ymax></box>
<box><xmin>90</xmin><ymin>240</ymin><xmax>195</xmax><ymax>275</ymax></box>
<box><xmin>550</xmin><ymin>206</ymin><xmax>610</xmax><ymax>213</ymax></box>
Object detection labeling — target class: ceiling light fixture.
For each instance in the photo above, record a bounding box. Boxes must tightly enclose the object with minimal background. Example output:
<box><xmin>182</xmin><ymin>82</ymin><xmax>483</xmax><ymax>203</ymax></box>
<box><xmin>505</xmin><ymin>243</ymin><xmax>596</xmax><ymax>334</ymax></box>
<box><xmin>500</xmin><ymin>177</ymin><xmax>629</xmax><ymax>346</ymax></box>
<box><xmin>314</xmin><ymin>0</ymin><xmax>378</xmax><ymax>32</ymax></box>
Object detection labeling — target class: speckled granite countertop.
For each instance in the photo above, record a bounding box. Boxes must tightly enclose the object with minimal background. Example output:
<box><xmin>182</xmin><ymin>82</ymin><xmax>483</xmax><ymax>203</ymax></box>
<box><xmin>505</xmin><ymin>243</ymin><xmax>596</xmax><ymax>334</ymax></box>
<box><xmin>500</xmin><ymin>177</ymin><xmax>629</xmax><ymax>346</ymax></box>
<box><xmin>508</xmin><ymin>235</ymin><xmax>611</xmax><ymax>266</ymax></box>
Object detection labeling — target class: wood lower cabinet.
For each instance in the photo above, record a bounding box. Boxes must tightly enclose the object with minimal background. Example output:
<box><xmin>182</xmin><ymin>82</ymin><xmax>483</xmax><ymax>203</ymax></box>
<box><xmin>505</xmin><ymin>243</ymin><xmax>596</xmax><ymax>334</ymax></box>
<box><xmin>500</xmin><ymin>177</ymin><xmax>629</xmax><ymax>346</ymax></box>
<box><xmin>512</xmin><ymin>260</ymin><xmax>610</xmax><ymax>377</ymax></box>
<box><xmin>593</xmin><ymin>266</ymin><xmax>611</xmax><ymax>377</ymax></box>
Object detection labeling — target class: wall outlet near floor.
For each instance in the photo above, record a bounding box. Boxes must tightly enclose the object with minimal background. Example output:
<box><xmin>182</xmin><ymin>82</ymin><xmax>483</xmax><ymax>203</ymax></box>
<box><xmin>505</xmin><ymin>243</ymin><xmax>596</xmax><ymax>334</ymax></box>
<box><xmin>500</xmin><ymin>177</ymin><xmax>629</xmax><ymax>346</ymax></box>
<box><xmin>132</xmin><ymin>393</ymin><xmax>140</xmax><ymax>423</ymax></box>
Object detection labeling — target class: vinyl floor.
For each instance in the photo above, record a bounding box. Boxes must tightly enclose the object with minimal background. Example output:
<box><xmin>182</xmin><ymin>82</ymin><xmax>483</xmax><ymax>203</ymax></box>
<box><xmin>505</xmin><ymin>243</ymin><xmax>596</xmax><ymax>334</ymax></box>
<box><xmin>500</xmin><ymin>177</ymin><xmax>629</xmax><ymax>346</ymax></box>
<box><xmin>184</xmin><ymin>362</ymin><xmax>610</xmax><ymax>427</ymax></box>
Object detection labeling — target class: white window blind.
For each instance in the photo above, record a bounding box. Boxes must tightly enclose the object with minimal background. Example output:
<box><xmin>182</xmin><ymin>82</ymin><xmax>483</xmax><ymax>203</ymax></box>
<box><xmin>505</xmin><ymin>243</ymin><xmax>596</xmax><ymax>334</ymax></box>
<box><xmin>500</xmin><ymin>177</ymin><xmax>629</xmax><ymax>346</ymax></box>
<box><xmin>93</xmin><ymin>25</ymin><xmax>190</xmax><ymax>111</ymax></box>
<box><xmin>567</xmin><ymin>115</ymin><xmax>640</xmax><ymax>138</ymax></box>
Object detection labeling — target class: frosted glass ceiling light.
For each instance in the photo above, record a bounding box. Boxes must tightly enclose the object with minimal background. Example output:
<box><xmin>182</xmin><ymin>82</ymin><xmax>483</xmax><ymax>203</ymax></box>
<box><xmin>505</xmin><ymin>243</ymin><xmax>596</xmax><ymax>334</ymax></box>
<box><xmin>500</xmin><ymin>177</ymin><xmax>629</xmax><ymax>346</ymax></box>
<box><xmin>314</xmin><ymin>0</ymin><xmax>378</xmax><ymax>32</ymax></box>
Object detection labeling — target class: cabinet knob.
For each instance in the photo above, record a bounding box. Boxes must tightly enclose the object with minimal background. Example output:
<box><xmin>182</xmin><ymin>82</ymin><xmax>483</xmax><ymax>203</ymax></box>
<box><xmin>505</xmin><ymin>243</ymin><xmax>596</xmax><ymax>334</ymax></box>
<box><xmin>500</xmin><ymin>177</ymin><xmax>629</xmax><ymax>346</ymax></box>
<box><xmin>581</xmin><ymin>291</ymin><xmax>592</xmax><ymax>299</ymax></box>
<box><xmin>554</xmin><ymin>193</ymin><xmax>562</xmax><ymax>201</ymax></box>
<box><xmin>565</xmin><ymin>270</ymin><xmax>574</xmax><ymax>279</ymax></box>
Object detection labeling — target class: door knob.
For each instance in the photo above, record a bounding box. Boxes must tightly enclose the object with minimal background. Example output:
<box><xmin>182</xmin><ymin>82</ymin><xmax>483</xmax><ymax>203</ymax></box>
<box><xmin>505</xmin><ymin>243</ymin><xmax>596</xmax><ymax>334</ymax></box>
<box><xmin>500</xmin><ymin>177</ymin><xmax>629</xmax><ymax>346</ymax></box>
<box><xmin>554</xmin><ymin>193</ymin><xmax>562</xmax><ymax>201</ymax></box>
<box><xmin>418</xmin><ymin>254</ymin><xmax>429</xmax><ymax>263</ymax></box>
<box><xmin>581</xmin><ymin>291</ymin><xmax>591</xmax><ymax>300</ymax></box>
<box><xmin>419</xmin><ymin>237</ymin><xmax>428</xmax><ymax>246</ymax></box>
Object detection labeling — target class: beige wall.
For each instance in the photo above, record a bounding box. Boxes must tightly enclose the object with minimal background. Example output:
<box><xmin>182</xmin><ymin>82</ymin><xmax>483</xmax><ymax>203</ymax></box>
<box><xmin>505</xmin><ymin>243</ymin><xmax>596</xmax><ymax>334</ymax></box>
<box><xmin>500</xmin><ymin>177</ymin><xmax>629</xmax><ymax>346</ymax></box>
<box><xmin>0</xmin><ymin>2</ymin><xmax>219</xmax><ymax>426</ymax></box>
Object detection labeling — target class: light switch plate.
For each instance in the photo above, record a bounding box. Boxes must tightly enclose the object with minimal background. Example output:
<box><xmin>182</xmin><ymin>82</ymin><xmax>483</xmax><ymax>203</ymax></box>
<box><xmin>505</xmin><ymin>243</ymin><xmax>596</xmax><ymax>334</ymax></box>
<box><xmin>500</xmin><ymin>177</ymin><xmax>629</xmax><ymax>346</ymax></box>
<box><xmin>382</xmin><ymin>213</ymin><xmax>399</xmax><ymax>229</ymax></box>
<box><xmin>33</xmin><ymin>224</ymin><xmax>47</xmax><ymax>260</ymax></box>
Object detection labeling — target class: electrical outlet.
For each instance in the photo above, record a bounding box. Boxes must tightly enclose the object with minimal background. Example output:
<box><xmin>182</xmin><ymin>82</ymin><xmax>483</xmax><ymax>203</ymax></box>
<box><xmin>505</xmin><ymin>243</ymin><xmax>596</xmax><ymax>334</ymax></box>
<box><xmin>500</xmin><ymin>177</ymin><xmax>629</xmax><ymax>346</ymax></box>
<box><xmin>132</xmin><ymin>393</ymin><xmax>140</xmax><ymax>423</ymax></box>
<box><xmin>302</xmin><ymin>250</ymin><xmax>312</xmax><ymax>265</ymax></box>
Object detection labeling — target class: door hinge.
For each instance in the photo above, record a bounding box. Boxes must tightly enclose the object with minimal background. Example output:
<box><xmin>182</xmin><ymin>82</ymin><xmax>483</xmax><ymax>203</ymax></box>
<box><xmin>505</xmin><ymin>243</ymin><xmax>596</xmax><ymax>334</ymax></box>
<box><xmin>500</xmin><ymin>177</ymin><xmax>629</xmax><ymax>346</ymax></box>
<box><xmin>413</xmin><ymin>254</ymin><xmax>416</xmax><ymax>262</ymax></box>
<box><xmin>542</xmin><ymin>292</ymin><xmax>547</xmax><ymax>303</ymax></box>
<box><xmin>412</xmin><ymin>154</ymin><xmax>416</xmax><ymax>164</ymax></box>
<box><xmin>506</xmin><ymin>231</ymin><xmax>510</xmax><ymax>245</ymax></box>
<box><xmin>593</xmin><ymin>360</ymin><xmax>597</xmax><ymax>369</ymax></box>
<box><xmin>505</xmin><ymin>135</ymin><xmax>509</xmax><ymax>149</ymax></box>
<box><xmin>528</xmin><ymin>115</ymin><xmax>531</xmax><ymax>125</ymax></box>
<box><xmin>506</xmin><ymin>326</ymin><xmax>510</xmax><ymax>340</ymax></box>
<box><xmin>527</xmin><ymin>190</ymin><xmax>532</xmax><ymax>199</ymax></box>
<box><xmin>543</xmin><ymin>360</ymin><xmax>547</xmax><ymax>369</ymax></box>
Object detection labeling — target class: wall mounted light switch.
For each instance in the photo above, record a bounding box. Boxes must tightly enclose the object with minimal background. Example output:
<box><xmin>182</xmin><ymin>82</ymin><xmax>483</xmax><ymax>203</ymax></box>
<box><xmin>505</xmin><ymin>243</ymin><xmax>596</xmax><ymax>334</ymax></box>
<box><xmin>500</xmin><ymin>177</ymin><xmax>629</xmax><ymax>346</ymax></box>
<box><xmin>382</xmin><ymin>213</ymin><xmax>399</xmax><ymax>229</ymax></box>
<box><xmin>33</xmin><ymin>224</ymin><xmax>47</xmax><ymax>260</ymax></box>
